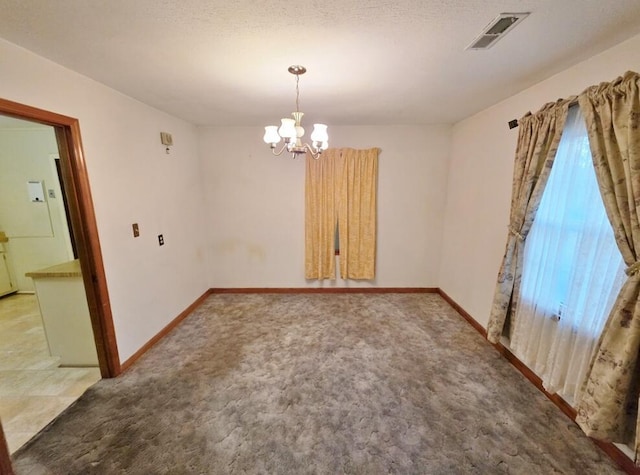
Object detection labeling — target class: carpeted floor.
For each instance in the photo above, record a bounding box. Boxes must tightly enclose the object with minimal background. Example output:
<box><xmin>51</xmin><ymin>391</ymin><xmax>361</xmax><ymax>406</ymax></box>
<box><xmin>12</xmin><ymin>293</ymin><xmax>623</xmax><ymax>474</ymax></box>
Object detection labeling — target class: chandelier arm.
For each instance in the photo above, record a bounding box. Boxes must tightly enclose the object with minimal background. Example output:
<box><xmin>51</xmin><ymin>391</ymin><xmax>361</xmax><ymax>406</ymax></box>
<box><xmin>288</xmin><ymin>142</ymin><xmax>323</xmax><ymax>159</ymax></box>
<box><xmin>302</xmin><ymin>143</ymin><xmax>321</xmax><ymax>160</ymax></box>
<box><xmin>270</xmin><ymin>142</ymin><xmax>290</xmax><ymax>157</ymax></box>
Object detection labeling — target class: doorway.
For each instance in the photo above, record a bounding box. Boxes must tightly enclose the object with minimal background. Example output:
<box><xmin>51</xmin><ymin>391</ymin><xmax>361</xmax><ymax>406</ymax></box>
<box><xmin>0</xmin><ymin>116</ymin><xmax>100</xmax><ymax>452</ymax></box>
<box><xmin>0</xmin><ymin>98</ymin><xmax>120</xmax><ymax>472</ymax></box>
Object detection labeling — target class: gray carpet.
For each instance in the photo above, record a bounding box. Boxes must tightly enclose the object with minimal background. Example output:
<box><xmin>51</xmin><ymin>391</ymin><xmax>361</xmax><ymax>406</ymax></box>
<box><xmin>12</xmin><ymin>293</ymin><xmax>622</xmax><ymax>474</ymax></box>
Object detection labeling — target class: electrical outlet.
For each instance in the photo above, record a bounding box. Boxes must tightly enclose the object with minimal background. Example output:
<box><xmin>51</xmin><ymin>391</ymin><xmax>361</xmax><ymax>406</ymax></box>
<box><xmin>158</xmin><ymin>234</ymin><xmax>164</xmax><ymax>246</ymax></box>
<box><xmin>132</xmin><ymin>223</ymin><xmax>139</xmax><ymax>238</ymax></box>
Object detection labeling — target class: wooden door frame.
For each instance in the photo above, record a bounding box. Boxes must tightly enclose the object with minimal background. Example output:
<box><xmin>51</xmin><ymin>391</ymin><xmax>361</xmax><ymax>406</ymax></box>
<box><xmin>0</xmin><ymin>421</ymin><xmax>12</xmax><ymax>475</ymax></box>
<box><xmin>0</xmin><ymin>96</ymin><xmax>121</xmax><ymax>473</ymax></box>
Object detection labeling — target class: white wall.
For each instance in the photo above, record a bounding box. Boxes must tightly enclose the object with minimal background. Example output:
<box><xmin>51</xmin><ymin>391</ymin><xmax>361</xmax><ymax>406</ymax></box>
<box><xmin>439</xmin><ymin>32</ymin><xmax>640</xmax><ymax>328</ymax></box>
<box><xmin>0</xmin><ymin>126</ymin><xmax>74</xmax><ymax>291</ymax></box>
<box><xmin>200</xmin><ymin>125</ymin><xmax>451</xmax><ymax>288</ymax></box>
<box><xmin>0</xmin><ymin>38</ymin><xmax>208</xmax><ymax>362</ymax></box>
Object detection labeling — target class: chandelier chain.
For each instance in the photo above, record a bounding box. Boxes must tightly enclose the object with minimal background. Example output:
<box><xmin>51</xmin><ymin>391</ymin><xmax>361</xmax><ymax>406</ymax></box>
<box><xmin>295</xmin><ymin>73</ymin><xmax>301</xmax><ymax>113</ymax></box>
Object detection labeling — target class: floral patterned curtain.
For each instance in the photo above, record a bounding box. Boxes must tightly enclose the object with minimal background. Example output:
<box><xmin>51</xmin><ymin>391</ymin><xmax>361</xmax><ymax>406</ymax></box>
<box><xmin>486</xmin><ymin>99</ymin><xmax>572</xmax><ymax>344</ymax></box>
<box><xmin>574</xmin><ymin>71</ymin><xmax>640</xmax><ymax>463</ymax></box>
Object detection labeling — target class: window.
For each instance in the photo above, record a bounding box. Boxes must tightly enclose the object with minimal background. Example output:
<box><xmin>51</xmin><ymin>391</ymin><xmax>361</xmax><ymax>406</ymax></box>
<box><xmin>509</xmin><ymin>105</ymin><xmax>626</xmax><ymax>404</ymax></box>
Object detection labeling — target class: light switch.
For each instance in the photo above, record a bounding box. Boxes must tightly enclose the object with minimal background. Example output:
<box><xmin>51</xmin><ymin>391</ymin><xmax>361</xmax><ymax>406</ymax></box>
<box><xmin>132</xmin><ymin>223</ymin><xmax>140</xmax><ymax>238</ymax></box>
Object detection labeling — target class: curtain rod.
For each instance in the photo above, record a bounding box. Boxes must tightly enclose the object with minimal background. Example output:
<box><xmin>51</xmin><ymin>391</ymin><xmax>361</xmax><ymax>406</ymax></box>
<box><xmin>508</xmin><ymin>95</ymin><xmax>579</xmax><ymax>130</ymax></box>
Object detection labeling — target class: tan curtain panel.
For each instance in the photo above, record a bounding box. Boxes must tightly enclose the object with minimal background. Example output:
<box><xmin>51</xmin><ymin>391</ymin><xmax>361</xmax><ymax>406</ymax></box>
<box><xmin>305</xmin><ymin>149</ymin><xmax>339</xmax><ymax>279</ymax></box>
<box><xmin>486</xmin><ymin>99</ymin><xmax>572</xmax><ymax>344</ymax></box>
<box><xmin>305</xmin><ymin>148</ymin><xmax>379</xmax><ymax>280</ymax></box>
<box><xmin>337</xmin><ymin>148</ymin><xmax>379</xmax><ymax>279</ymax></box>
<box><xmin>573</xmin><ymin>71</ymin><xmax>640</xmax><ymax>463</ymax></box>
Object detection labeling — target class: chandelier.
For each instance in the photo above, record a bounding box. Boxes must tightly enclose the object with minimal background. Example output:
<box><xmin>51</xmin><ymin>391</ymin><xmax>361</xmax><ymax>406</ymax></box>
<box><xmin>263</xmin><ymin>65</ymin><xmax>329</xmax><ymax>159</ymax></box>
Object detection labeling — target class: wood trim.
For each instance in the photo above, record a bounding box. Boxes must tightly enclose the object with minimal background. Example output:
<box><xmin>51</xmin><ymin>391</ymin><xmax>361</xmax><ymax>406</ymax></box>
<box><xmin>0</xmin><ymin>98</ymin><xmax>79</xmax><ymax>127</ymax></box>
<box><xmin>439</xmin><ymin>289</ymin><xmax>639</xmax><ymax>474</ymax></box>
<box><xmin>0</xmin><ymin>422</ymin><xmax>14</xmax><ymax>475</ymax></box>
<box><xmin>0</xmin><ymin>97</ymin><xmax>121</xmax><ymax>379</ymax></box>
<box><xmin>209</xmin><ymin>287</ymin><xmax>439</xmax><ymax>294</ymax></box>
<box><xmin>496</xmin><ymin>342</ymin><xmax>638</xmax><ymax>473</ymax></box>
<box><xmin>120</xmin><ymin>290</ymin><xmax>212</xmax><ymax>372</ymax></box>
<box><xmin>493</xmin><ymin>342</ymin><xmax>577</xmax><ymax>419</ymax></box>
<box><xmin>592</xmin><ymin>441</ymin><xmax>640</xmax><ymax>475</ymax></box>
<box><xmin>54</xmin><ymin>124</ymin><xmax>120</xmax><ymax>378</ymax></box>
<box><xmin>437</xmin><ymin>289</ymin><xmax>488</xmax><ymax>337</ymax></box>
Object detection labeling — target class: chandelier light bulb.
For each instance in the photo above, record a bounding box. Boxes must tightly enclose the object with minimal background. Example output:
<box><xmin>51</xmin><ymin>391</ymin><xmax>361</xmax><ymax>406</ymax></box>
<box><xmin>311</xmin><ymin>124</ymin><xmax>328</xmax><ymax>143</ymax></box>
<box><xmin>278</xmin><ymin>118</ymin><xmax>297</xmax><ymax>140</ymax></box>
<box><xmin>263</xmin><ymin>126</ymin><xmax>281</xmax><ymax>145</ymax></box>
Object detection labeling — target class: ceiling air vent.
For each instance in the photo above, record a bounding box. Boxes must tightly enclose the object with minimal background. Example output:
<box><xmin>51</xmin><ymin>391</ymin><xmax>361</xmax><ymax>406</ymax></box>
<box><xmin>466</xmin><ymin>12</ymin><xmax>529</xmax><ymax>50</ymax></box>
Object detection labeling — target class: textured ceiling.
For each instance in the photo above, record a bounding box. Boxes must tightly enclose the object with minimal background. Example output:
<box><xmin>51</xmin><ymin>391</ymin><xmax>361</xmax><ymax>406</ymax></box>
<box><xmin>1</xmin><ymin>1</ymin><xmax>640</xmax><ymax>126</ymax></box>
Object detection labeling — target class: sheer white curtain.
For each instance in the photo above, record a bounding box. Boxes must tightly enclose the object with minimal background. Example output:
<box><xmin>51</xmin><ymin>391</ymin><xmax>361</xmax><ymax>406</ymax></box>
<box><xmin>509</xmin><ymin>106</ymin><xmax>626</xmax><ymax>406</ymax></box>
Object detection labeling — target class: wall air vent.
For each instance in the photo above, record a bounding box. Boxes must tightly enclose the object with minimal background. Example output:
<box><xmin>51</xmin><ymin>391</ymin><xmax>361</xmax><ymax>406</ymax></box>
<box><xmin>466</xmin><ymin>12</ymin><xmax>530</xmax><ymax>50</ymax></box>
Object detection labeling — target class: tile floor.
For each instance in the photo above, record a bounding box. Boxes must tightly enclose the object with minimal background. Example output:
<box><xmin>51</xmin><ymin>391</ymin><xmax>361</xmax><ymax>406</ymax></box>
<box><xmin>0</xmin><ymin>293</ymin><xmax>100</xmax><ymax>453</ymax></box>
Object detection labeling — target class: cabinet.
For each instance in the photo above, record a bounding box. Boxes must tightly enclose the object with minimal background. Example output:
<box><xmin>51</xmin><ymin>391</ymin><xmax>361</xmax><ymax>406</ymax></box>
<box><xmin>26</xmin><ymin>260</ymin><xmax>98</xmax><ymax>366</ymax></box>
<box><xmin>0</xmin><ymin>232</ymin><xmax>16</xmax><ymax>297</ymax></box>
